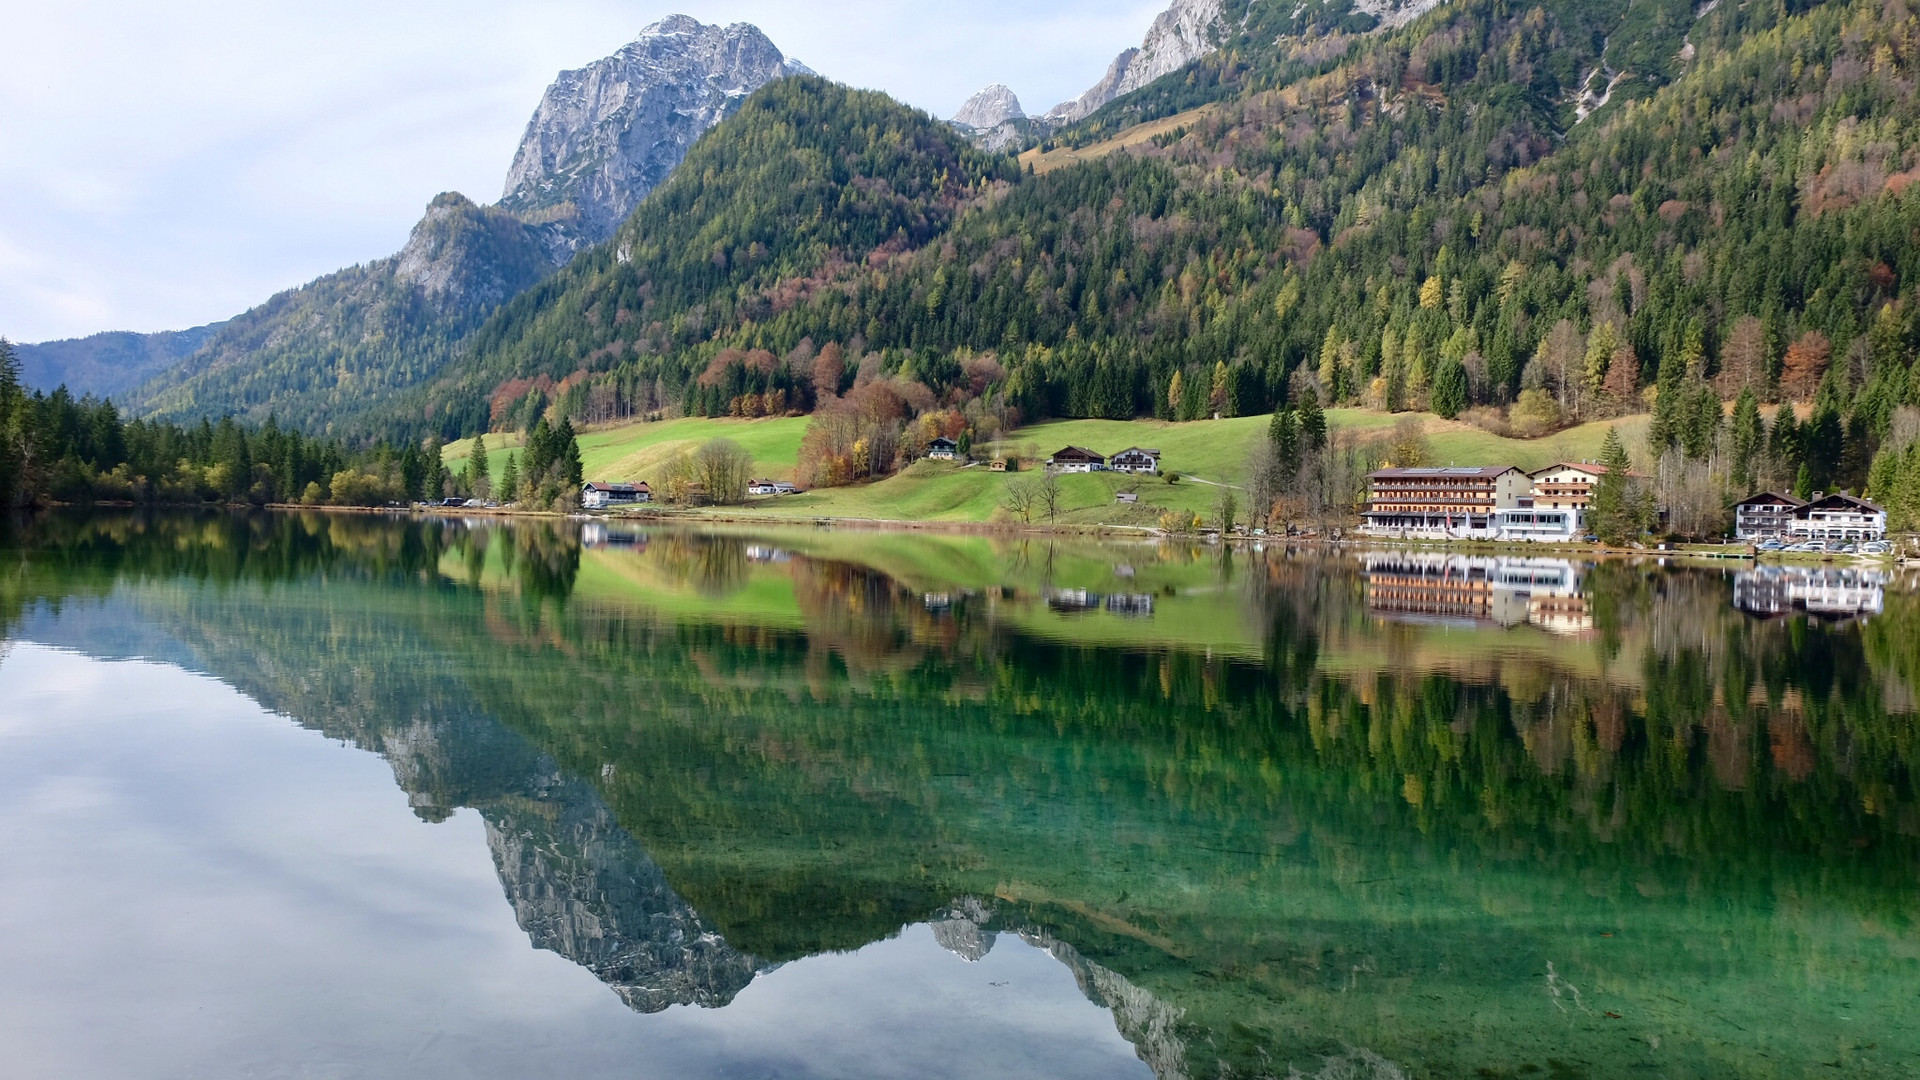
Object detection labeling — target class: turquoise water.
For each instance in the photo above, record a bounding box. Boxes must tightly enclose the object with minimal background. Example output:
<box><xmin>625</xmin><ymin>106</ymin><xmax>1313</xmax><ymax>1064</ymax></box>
<box><xmin>1</xmin><ymin>510</ymin><xmax>1915</xmax><ymax>1078</ymax></box>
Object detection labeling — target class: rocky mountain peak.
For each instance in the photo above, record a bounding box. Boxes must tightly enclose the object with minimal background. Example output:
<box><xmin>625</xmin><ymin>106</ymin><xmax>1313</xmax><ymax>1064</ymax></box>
<box><xmin>1047</xmin><ymin>0</ymin><xmax>1225</xmax><ymax>124</ymax></box>
<box><xmin>499</xmin><ymin>15</ymin><xmax>810</xmax><ymax>255</ymax></box>
<box><xmin>951</xmin><ymin>84</ymin><xmax>1025</xmax><ymax>131</ymax></box>
<box><xmin>393</xmin><ymin>192</ymin><xmax>551</xmax><ymax>311</ymax></box>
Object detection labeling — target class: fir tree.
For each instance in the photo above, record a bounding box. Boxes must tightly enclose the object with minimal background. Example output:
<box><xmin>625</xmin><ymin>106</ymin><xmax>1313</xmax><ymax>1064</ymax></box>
<box><xmin>469</xmin><ymin>432</ymin><xmax>491</xmax><ymax>500</ymax></box>
<box><xmin>499</xmin><ymin>454</ymin><xmax>520</xmax><ymax>504</ymax></box>
<box><xmin>1729</xmin><ymin>388</ymin><xmax>1763</xmax><ymax>491</ymax></box>
<box><xmin>1297</xmin><ymin>388</ymin><xmax>1327</xmax><ymax>455</ymax></box>
<box><xmin>1588</xmin><ymin>427</ymin><xmax>1650</xmax><ymax>545</ymax></box>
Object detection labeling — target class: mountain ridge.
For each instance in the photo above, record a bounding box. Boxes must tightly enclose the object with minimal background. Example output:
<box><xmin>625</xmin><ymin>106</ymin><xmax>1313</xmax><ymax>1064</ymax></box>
<box><xmin>110</xmin><ymin>15</ymin><xmax>808</xmax><ymax>432</ymax></box>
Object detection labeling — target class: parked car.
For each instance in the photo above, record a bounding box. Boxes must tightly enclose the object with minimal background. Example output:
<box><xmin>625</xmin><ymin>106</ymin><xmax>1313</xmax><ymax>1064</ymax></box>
<box><xmin>1861</xmin><ymin>541</ymin><xmax>1889</xmax><ymax>555</ymax></box>
<box><xmin>1757</xmin><ymin>539</ymin><xmax>1784</xmax><ymax>551</ymax></box>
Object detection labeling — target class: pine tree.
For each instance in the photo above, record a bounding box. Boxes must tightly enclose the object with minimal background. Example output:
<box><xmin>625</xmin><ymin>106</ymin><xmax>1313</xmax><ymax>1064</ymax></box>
<box><xmin>499</xmin><ymin>454</ymin><xmax>520</xmax><ymax>504</ymax></box>
<box><xmin>469</xmin><ymin>432</ymin><xmax>491</xmax><ymax>499</ymax></box>
<box><xmin>1297</xmin><ymin>389</ymin><xmax>1327</xmax><ymax>455</ymax></box>
<box><xmin>1431</xmin><ymin>359</ymin><xmax>1467</xmax><ymax>419</ymax></box>
<box><xmin>1729</xmin><ymin>388</ymin><xmax>1763</xmax><ymax>491</ymax></box>
<box><xmin>0</xmin><ymin>339</ymin><xmax>19</xmax><ymax>508</ymax></box>
<box><xmin>1648</xmin><ymin>346</ymin><xmax>1687</xmax><ymax>450</ymax></box>
<box><xmin>556</xmin><ymin>418</ymin><xmax>584</xmax><ymax>488</ymax></box>
<box><xmin>1588</xmin><ymin>427</ymin><xmax>1648</xmax><ymax>545</ymax></box>
<box><xmin>1270</xmin><ymin>407</ymin><xmax>1299</xmax><ymax>486</ymax></box>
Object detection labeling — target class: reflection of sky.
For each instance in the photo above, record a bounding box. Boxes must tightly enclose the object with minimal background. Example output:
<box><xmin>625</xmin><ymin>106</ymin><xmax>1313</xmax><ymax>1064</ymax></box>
<box><xmin>0</xmin><ymin>644</ymin><xmax>1151</xmax><ymax>1080</ymax></box>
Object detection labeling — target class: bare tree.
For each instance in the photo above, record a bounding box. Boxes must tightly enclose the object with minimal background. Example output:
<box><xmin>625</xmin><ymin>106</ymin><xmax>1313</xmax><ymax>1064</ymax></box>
<box><xmin>1245</xmin><ymin>439</ymin><xmax>1282</xmax><ymax>530</ymax></box>
<box><xmin>1655</xmin><ymin>447</ymin><xmax>1728</xmax><ymax>539</ymax></box>
<box><xmin>1001</xmin><ymin>477</ymin><xmax>1037</xmax><ymax>523</ymax></box>
<box><xmin>1037</xmin><ymin>471</ymin><xmax>1064</xmax><ymax>523</ymax></box>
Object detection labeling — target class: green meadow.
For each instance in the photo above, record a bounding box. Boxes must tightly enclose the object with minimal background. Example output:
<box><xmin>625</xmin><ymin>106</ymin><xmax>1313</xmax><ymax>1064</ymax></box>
<box><xmin>445</xmin><ymin>409</ymin><xmax>1649</xmax><ymax>525</ymax></box>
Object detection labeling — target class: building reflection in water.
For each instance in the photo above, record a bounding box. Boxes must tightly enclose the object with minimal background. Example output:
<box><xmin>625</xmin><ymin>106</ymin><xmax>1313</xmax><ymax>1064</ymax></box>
<box><xmin>1359</xmin><ymin>552</ymin><xmax>1591</xmax><ymax>634</ymax></box>
<box><xmin>1732</xmin><ymin>565</ymin><xmax>1886</xmax><ymax>621</ymax></box>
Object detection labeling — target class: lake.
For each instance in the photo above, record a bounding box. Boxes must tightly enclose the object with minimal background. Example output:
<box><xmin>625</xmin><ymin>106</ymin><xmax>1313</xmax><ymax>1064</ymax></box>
<box><xmin>1</xmin><ymin>510</ymin><xmax>1916</xmax><ymax>1079</ymax></box>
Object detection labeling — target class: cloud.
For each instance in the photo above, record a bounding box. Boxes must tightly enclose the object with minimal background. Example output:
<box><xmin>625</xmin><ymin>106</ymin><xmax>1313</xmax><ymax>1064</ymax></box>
<box><xmin>0</xmin><ymin>1</ymin><xmax>1164</xmax><ymax>343</ymax></box>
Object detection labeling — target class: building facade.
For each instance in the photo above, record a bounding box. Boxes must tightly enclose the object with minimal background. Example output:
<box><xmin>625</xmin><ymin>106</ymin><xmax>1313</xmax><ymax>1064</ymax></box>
<box><xmin>1047</xmin><ymin>446</ymin><xmax>1107</xmax><ymax>472</ymax></box>
<box><xmin>1731</xmin><ymin>491</ymin><xmax>1805</xmax><ymax>541</ymax></box>
<box><xmin>582</xmin><ymin>481</ymin><xmax>648</xmax><ymax>508</ymax></box>
<box><xmin>1110</xmin><ymin>447</ymin><xmax>1161</xmax><ymax>473</ymax></box>
<box><xmin>1360</xmin><ymin>466</ymin><xmax>1531</xmax><ymax>538</ymax></box>
<box><xmin>1790</xmin><ymin>493</ymin><xmax>1886</xmax><ymax>541</ymax></box>
<box><xmin>1526</xmin><ymin>463</ymin><xmax>1608</xmax><ymax>511</ymax></box>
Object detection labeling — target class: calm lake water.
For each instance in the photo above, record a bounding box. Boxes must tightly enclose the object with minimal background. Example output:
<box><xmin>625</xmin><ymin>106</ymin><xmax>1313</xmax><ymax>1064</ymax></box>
<box><xmin>1</xmin><ymin>511</ymin><xmax>1916</xmax><ymax>1079</ymax></box>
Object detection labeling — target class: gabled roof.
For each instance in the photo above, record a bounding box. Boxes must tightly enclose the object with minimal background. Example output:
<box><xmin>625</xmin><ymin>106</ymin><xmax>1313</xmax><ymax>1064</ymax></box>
<box><xmin>1368</xmin><ymin>465</ymin><xmax>1524</xmax><ymax>479</ymax></box>
<box><xmin>1798</xmin><ymin>492</ymin><xmax>1883</xmax><ymax>513</ymax></box>
<box><xmin>1731</xmin><ymin>490</ymin><xmax>1804</xmax><ymax>509</ymax></box>
<box><xmin>927</xmin><ymin>436</ymin><xmax>957</xmax><ymax>447</ymax></box>
<box><xmin>1049</xmin><ymin>445</ymin><xmax>1106</xmax><ymax>460</ymax></box>
<box><xmin>1113</xmin><ymin>446</ymin><xmax>1161</xmax><ymax>457</ymax></box>
<box><xmin>584</xmin><ymin>481</ymin><xmax>642</xmax><ymax>493</ymax></box>
<box><xmin>1528</xmin><ymin>461</ymin><xmax>1647</xmax><ymax>479</ymax></box>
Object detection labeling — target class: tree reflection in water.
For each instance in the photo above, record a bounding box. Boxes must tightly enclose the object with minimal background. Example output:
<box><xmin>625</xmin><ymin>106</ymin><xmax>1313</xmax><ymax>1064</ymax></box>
<box><xmin>4</xmin><ymin>510</ymin><xmax>1917</xmax><ymax>1079</ymax></box>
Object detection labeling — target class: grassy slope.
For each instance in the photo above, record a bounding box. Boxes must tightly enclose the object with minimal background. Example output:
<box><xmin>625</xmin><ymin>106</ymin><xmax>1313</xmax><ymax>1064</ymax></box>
<box><xmin>445</xmin><ymin>409</ymin><xmax>1648</xmax><ymax>522</ymax></box>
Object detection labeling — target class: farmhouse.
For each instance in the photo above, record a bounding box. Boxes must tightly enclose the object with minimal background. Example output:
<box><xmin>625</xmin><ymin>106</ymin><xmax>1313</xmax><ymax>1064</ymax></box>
<box><xmin>1046</xmin><ymin>446</ymin><xmax>1106</xmax><ymax>472</ymax></box>
<box><xmin>1731</xmin><ymin>491</ymin><xmax>1806</xmax><ymax>541</ymax></box>
<box><xmin>1109</xmin><ymin>447</ymin><xmax>1160</xmax><ymax>474</ymax></box>
<box><xmin>926</xmin><ymin>436</ymin><xmax>958</xmax><ymax>460</ymax></box>
<box><xmin>582</xmin><ymin>481</ymin><xmax>649</xmax><ymax>509</ymax></box>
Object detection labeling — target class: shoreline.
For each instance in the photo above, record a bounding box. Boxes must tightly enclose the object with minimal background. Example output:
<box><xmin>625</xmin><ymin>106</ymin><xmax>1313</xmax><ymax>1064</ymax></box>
<box><xmin>31</xmin><ymin>501</ymin><xmax>1919</xmax><ymax>564</ymax></box>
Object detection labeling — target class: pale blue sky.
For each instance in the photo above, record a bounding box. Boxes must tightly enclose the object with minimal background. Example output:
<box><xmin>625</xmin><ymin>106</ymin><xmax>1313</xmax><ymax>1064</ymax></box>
<box><xmin>1</xmin><ymin>0</ymin><xmax>1162</xmax><ymax>343</ymax></box>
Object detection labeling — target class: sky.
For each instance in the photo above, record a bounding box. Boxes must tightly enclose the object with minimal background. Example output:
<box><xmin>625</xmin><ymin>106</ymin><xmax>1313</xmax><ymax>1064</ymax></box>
<box><xmin>0</xmin><ymin>0</ymin><xmax>1163</xmax><ymax>344</ymax></box>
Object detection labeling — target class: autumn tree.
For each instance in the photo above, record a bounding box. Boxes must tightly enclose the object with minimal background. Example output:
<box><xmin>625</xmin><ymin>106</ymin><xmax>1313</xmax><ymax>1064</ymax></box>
<box><xmin>1781</xmin><ymin>331</ymin><xmax>1831</xmax><ymax>403</ymax></box>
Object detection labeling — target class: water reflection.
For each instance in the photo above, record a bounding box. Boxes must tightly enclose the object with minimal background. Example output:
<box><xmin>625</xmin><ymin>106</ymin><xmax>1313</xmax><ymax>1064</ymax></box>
<box><xmin>1733</xmin><ymin>564</ymin><xmax>1888</xmax><ymax>621</ymax></box>
<box><xmin>3</xmin><ymin>510</ymin><xmax>1918</xmax><ymax>1079</ymax></box>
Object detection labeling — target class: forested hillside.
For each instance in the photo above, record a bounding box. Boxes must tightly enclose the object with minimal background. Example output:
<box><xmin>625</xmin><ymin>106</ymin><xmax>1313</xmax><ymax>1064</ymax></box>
<box><xmin>409</xmin><ymin>76</ymin><xmax>1017</xmax><ymax>435</ymax></box>
<box><xmin>384</xmin><ymin>0</ymin><xmax>1920</xmax><ymax>518</ymax></box>
<box><xmin>128</xmin><ymin>194</ymin><xmax>555</xmax><ymax>434</ymax></box>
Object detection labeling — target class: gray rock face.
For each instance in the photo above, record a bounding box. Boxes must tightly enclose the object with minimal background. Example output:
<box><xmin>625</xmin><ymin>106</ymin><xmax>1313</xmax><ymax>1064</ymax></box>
<box><xmin>500</xmin><ymin>15</ymin><xmax>810</xmax><ymax>255</ymax></box>
<box><xmin>951</xmin><ymin>84</ymin><xmax>1025</xmax><ymax>130</ymax></box>
<box><xmin>393</xmin><ymin>192</ymin><xmax>553</xmax><ymax>310</ymax></box>
<box><xmin>485</xmin><ymin>783</ymin><xmax>760</xmax><ymax>1013</ymax></box>
<box><xmin>1354</xmin><ymin>0</ymin><xmax>1448</xmax><ymax>31</ymax></box>
<box><xmin>1046</xmin><ymin>0</ymin><xmax>1225</xmax><ymax>124</ymax></box>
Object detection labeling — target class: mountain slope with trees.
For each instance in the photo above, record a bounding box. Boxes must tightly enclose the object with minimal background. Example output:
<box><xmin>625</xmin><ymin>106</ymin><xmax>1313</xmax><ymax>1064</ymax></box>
<box><xmin>129</xmin><ymin>194</ymin><xmax>555</xmax><ymax>435</ymax></box>
<box><xmin>398</xmin><ymin>0</ymin><xmax>1920</xmax><ymax>520</ymax></box>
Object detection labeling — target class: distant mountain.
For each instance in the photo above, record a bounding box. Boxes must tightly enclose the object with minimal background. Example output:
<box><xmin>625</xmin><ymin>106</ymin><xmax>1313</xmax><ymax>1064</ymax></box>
<box><xmin>949</xmin><ymin>84</ymin><xmax>1031</xmax><ymax>152</ymax></box>
<box><xmin>13</xmin><ymin>322</ymin><xmax>226</xmax><ymax>399</ymax></box>
<box><xmin>1044</xmin><ymin>0</ymin><xmax>1227</xmax><ymax>124</ymax></box>
<box><xmin>120</xmin><ymin>15</ymin><xmax>806</xmax><ymax>434</ymax></box>
<box><xmin>501</xmin><ymin>15</ymin><xmax>810</xmax><ymax>257</ymax></box>
<box><xmin>951</xmin><ymin>84</ymin><xmax>1024</xmax><ymax>131</ymax></box>
<box><xmin>131</xmin><ymin>193</ymin><xmax>553</xmax><ymax>430</ymax></box>
<box><xmin>418</xmin><ymin>75</ymin><xmax>1016</xmax><ymax>435</ymax></box>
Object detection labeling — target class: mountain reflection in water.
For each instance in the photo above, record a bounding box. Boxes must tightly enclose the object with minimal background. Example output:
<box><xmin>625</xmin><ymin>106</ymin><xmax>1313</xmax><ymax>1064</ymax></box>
<box><xmin>3</xmin><ymin>509</ymin><xmax>1917</xmax><ymax>1080</ymax></box>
